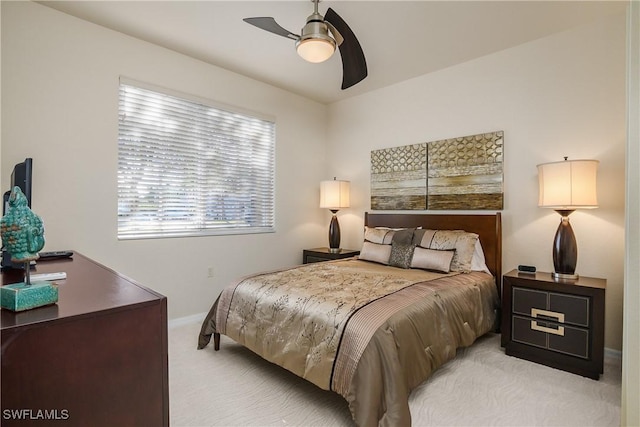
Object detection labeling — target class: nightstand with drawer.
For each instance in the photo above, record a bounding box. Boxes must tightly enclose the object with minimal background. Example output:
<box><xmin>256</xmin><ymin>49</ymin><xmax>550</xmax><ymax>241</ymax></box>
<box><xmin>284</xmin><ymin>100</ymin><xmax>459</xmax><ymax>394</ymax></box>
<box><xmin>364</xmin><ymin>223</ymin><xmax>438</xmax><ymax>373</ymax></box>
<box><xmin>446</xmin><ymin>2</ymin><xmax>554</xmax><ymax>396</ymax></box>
<box><xmin>501</xmin><ymin>269</ymin><xmax>605</xmax><ymax>379</ymax></box>
<box><xmin>303</xmin><ymin>248</ymin><xmax>360</xmax><ymax>264</ymax></box>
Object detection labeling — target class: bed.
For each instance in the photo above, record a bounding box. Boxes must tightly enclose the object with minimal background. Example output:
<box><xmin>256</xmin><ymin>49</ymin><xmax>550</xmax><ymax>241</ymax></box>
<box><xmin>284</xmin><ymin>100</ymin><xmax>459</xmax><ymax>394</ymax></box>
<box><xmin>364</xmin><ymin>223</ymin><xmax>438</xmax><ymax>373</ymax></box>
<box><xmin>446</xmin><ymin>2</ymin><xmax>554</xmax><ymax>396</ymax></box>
<box><xmin>198</xmin><ymin>212</ymin><xmax>502</xmax><ymax>427</ymax></box>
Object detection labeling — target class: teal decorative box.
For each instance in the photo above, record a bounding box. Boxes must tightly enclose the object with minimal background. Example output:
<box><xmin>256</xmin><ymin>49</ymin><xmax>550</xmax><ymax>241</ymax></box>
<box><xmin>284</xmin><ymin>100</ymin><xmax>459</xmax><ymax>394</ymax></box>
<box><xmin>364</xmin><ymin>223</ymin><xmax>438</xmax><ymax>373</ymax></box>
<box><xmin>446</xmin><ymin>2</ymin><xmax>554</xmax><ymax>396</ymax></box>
<box><xmin>1</xmin><ymin>281</ymin><xmax>58</xmax><ymax>312</ymax></box>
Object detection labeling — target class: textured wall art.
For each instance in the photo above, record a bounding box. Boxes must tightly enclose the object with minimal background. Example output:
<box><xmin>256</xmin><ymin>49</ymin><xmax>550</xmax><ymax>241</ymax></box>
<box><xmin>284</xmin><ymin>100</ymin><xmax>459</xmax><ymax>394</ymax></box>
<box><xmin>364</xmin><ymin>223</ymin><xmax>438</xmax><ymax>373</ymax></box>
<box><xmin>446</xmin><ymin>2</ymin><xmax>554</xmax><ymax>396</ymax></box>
<box><xmin>371</xmin><ymin>131</ymin><xmax>503</xmax><ymax>210</ymax></box>
<box><xmin>371</xmin><ymin>144</ymin><xmax>427</xmax><ymax>210</ymax></box>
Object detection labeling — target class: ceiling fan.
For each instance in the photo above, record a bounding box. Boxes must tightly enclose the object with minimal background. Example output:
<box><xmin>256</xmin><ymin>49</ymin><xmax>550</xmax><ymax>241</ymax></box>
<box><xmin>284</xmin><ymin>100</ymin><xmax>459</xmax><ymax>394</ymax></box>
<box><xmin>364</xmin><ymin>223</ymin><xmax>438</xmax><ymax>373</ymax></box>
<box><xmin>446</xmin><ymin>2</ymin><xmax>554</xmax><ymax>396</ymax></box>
<box><xmin>243</xmin><ymin>0</ymin><xmax>368</xmax><ymax>90</ymax></box>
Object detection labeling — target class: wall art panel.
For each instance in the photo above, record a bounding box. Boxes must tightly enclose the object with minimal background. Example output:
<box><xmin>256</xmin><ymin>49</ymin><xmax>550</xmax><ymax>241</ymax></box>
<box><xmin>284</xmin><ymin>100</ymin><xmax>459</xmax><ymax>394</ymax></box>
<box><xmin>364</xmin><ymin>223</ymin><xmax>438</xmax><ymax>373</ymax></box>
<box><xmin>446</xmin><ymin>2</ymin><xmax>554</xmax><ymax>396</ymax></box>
<box><xmin>371</xmin><ymin>131</ymin><xmax>503</xmax><ymax>210</ymax></box>
<box><xmin>371</xmin><ymin>144</ymin><xmax>427</xmax><ymax>210</ymax></box>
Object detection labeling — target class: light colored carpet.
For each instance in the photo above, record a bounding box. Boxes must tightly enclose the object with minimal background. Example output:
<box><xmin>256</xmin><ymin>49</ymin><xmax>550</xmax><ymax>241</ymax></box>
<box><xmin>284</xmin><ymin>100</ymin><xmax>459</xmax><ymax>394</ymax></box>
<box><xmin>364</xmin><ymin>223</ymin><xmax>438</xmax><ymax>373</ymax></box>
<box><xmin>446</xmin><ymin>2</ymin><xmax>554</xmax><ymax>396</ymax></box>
<box><xmin>169</xmin><ymin>321</ymin><xmax>621</xmax><ymax>427</ymax></box>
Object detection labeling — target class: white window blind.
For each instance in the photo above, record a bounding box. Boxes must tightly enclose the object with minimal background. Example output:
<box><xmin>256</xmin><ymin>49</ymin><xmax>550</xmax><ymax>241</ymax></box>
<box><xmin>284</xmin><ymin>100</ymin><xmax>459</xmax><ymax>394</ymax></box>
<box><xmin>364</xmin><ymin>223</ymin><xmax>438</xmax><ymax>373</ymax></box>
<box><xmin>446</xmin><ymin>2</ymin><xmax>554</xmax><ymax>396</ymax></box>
<box><xmin>117</xmin><ymin>81</ymin><xmax>275</xmax><ymax>239</ymax></box>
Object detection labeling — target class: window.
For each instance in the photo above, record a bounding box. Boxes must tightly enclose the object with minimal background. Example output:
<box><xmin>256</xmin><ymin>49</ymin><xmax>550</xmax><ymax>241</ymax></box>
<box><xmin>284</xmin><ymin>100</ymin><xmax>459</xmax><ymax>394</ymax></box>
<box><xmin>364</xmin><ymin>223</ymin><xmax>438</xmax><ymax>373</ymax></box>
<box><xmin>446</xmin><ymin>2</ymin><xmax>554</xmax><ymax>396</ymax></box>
<box><xmin>117</xmin><ymin>79</ymin><xmax>275</xmax><ymax>239</ymax></box>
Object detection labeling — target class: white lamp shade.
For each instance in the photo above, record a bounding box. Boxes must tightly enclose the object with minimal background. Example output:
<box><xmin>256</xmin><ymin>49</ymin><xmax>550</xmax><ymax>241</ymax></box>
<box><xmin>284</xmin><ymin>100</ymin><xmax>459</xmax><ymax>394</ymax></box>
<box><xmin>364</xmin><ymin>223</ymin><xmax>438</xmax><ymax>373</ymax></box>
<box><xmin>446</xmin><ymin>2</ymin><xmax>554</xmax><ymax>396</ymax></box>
<box><xmin>297</xmin><ymin>38</ymin><xmax>335</xmax><ymax>63</ymax></box>
<box><xmin>320</xmin><ymin>180</ymin><xmax>350</xmax><ymax>209</ymax></box>
<box><xmin>537</xmin><ymin>159</ymin><xmax>599</xmax><ymax>209</ymax></box>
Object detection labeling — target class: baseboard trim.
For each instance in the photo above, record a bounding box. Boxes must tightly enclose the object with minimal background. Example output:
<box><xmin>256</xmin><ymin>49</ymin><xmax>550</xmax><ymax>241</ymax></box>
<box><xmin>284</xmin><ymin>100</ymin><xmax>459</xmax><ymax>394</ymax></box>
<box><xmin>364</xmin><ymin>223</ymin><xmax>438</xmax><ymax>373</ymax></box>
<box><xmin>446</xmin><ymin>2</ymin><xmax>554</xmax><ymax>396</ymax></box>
<box><xmin>605</xmin><ymin>347</ymin><xmax>622</xmax><ymax>360</ymax></box>
<box><xmin>169</xmin><ymin>312</ymin><xmax>207</xmax><ymax>329</ymax></box>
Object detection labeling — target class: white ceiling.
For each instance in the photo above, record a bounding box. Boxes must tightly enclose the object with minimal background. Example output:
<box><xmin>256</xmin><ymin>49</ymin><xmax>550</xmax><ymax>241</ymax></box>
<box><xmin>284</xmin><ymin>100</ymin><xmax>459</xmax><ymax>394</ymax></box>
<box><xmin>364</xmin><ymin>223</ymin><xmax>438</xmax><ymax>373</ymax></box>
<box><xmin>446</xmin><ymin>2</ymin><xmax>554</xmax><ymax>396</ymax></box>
<box><xmin>39</xmin><ymin>1</ymin><xmax>626</xmax><ymax>104</ymax></box>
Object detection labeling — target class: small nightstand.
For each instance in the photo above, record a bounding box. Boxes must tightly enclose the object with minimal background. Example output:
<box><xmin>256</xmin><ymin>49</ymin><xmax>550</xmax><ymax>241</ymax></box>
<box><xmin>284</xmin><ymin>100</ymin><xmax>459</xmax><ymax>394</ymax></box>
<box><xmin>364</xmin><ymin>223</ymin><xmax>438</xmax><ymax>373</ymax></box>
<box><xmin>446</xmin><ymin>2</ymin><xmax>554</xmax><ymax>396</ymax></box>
<box><xmin>501</xmin><ymin>269</ymin><xmax>605</xmax><ymax>379</ymax></box>
<box><xmin>303</xmin><ymin>248</ymin><xmax>360</xmax><ymax>264</ymax></box>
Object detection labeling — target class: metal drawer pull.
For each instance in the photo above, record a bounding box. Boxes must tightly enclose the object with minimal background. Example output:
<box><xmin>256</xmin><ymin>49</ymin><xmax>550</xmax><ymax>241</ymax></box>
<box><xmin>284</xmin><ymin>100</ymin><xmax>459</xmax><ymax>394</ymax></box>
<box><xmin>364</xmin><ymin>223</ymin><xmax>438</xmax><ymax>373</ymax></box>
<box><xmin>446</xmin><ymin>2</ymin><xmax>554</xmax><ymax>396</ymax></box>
<box><xmin>531</xmin><ymin>308</ymin><xmax>565</xmax><ymax>323</ymax></box>
<box><xmin>531</xmin><ymin>320</ymin><xmax>565</xmax><ymax>336</ymax></box>
<box><xmin>530</xmin><ymin>308</ymin><xmax>565</xmax><ymax>336</ymax></box>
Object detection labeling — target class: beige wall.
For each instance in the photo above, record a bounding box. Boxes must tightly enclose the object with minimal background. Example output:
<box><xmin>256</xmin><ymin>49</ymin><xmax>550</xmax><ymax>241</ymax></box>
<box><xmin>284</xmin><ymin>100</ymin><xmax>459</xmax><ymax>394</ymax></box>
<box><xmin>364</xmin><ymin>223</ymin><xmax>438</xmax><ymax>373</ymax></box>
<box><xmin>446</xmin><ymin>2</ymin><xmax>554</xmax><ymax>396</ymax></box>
<box><xmin>1</xmin><ymin>1</ymin><xmax>329</xmax><ymax>320</ymax></box>
<box><xmin>326</xmin><ymin>12</ymin><xmax>627</xmax><ymax>351</ymax></box>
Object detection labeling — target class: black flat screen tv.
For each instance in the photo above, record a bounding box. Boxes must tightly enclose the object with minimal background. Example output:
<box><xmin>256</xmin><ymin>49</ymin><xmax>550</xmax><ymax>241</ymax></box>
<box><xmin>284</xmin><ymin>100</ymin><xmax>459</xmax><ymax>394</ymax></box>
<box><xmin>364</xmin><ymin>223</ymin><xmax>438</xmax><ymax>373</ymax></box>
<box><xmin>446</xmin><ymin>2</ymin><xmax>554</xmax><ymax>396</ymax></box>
<box><xmin>3</xmin><ymin>157</ymin><xmax>33</xmax><ymax>215</ymax></box>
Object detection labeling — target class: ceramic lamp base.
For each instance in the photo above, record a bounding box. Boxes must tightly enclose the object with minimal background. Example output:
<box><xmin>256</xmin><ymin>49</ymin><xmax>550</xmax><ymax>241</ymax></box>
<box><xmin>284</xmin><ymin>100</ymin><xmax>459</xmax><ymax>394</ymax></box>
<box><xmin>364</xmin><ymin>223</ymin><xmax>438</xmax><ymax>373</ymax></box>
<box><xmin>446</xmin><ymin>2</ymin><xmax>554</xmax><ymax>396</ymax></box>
<box><xmin>552</xmin><ymin>272</ymin><xmax>579</xmax><ymax>281</ymax></box>
<box><xmin>328</xmin><ymin>210</ymin><xmax>341</xmax><ymax>253</ymax></box>
<box><xmin>552</xmin><ymin>210</ymin><xmax>578</xmax><ymax>279</ymax></box>
<box><xmin>1</xmin><ymin>281</ymin><xmax>58</xmax><ymax>312</ymax></box>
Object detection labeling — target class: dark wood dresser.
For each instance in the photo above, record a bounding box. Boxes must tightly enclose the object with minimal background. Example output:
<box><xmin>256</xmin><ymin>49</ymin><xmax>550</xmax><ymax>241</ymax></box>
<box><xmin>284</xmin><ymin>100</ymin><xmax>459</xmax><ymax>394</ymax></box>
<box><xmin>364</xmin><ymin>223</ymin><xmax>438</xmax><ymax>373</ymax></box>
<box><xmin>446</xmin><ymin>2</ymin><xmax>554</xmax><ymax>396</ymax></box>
<box><xmin>501</xmin><ymin>269</ymin><xmax>605</xmax><ymax>379</ymax></box>
<box><xmin>1</xmin><ymin>252</ymin><xmax>168</xmax><ymax>426</ymax></box>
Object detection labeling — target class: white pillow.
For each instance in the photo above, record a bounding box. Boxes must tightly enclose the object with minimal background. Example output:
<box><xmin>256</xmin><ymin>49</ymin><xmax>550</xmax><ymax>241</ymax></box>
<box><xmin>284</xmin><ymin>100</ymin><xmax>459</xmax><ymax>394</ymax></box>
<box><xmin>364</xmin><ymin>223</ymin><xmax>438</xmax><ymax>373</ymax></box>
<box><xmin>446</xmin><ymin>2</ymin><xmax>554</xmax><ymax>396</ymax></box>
<box><xmin>471</xmin><ymin>239</ymin><xmax>491</xmax><ymax>274</ymax></box>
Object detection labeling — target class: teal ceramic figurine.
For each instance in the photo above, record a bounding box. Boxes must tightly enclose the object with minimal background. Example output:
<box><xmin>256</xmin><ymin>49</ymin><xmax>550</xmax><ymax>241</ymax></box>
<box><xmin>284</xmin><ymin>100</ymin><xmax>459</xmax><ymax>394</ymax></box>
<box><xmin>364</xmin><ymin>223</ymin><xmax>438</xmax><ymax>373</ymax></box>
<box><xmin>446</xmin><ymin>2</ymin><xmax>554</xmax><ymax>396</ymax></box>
<box><xmin>1</xmin><ymin>186</ymin><xmax>45</xmax><ymax>262</ymax></box>
<box><xmin>0</xmin><ymin>186</ymin><xmax>57</xmax><ymax>311</ymax></box>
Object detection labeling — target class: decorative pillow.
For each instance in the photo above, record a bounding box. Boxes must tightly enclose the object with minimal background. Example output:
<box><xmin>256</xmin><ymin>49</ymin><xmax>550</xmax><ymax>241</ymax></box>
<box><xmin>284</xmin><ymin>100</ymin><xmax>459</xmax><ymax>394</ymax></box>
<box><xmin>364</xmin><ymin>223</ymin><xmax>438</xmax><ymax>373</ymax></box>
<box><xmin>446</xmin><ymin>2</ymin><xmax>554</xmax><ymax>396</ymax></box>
<box><xmin>413</xmin><ymin>229</ymin><xmax>436</xmax><ymax>247</ymax></box>
<box><xmin>414</xmin><ymin>229</ymin><xmax>479</xmax><ymax>273</ymax></box>
<box><xmin>411</xmin><ymin>247</ymin><xmax>455</xmax><ymax>273</ymax></box>
<box><xmin>391</xmin><ymin>228</ymin><xmax>415</xmax><ymax>245</ymax></box>
<box><xmin>448</xmin><ymin>232</ymin><xmax>478</xmax><ymax>272</ymax></box>
<box><xmin>359</xmin><ymin>241</ymin><xmax>392</xmax><ymax>265</ymax></box>
<box><xmin>388</xmin><ymin>242</ymin><xmax>416</xmax><ymax>269</ymax></box>
<box><xmin>364</xmin><ymin>227</ymin><xmax>396</xmax><ymax>244</ymax></box>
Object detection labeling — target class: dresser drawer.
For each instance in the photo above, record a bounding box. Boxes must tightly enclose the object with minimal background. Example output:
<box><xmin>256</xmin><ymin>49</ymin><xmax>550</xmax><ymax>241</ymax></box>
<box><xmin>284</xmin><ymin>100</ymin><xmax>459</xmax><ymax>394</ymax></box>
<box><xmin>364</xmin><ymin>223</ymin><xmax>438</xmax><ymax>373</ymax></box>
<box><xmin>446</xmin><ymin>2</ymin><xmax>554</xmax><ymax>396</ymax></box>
<box><xmin>512</xmin><ymin>287</ymin><xmax>589</xmax><ymax>327</ymax></box>
<box><xmin>512</xmin><ymin>315</ymin><xmax>589</xmax><ymax>359</ymax></box>
<box><xmin>550</xmin><ymin>293</ymin><xmax>589</xmax><ymax>327</ymax></box>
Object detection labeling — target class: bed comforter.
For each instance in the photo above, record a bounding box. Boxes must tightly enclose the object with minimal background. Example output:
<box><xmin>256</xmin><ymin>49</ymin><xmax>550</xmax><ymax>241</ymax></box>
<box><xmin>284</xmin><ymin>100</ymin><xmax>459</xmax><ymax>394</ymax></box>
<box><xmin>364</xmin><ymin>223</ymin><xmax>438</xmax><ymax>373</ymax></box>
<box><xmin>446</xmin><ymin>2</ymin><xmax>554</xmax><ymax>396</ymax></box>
<box><xmin>198</xmin><ymin>258</ymin><xmax>498</xmax><ymax>427</ymax></box>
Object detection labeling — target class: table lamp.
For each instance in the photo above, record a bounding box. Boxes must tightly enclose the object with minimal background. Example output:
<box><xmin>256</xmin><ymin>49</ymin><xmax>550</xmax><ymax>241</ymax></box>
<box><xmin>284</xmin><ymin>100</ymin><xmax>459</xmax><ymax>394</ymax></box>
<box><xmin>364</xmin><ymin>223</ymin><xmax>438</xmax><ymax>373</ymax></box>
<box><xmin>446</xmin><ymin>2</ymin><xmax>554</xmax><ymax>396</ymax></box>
<box><xmin>537</xmin><ymin>157</ymin><xmax>599</xmax><ymax>280</ymax></box>
<box><xmin>320</xmin><ymin>178</ymin><xmax>350</xmax><ymax>253</ymax></box>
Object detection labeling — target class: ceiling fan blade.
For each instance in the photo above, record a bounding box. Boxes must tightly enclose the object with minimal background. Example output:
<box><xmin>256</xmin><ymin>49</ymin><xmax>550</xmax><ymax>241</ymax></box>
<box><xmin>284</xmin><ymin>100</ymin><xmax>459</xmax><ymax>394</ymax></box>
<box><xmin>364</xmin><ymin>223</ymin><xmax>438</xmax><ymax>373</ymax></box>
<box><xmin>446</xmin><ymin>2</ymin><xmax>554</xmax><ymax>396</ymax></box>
<box><xmin>243</xmin><ymin>17</ymin><xmax>299</xmax><ymax>41</ymax></box>
<box><xmin>324</xmin><ymin>8</ymin><xmax>367</xmax><ymax>90</ymax></box>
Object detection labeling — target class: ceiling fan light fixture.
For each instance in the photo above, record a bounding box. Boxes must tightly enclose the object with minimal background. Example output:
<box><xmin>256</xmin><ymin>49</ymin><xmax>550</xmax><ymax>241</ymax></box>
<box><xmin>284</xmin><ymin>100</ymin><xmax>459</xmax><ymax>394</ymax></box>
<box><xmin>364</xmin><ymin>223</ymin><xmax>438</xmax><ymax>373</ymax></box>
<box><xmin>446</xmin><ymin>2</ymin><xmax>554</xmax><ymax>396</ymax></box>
<box><xmin>243</xmin><ymin>1</ymin><xmax>367</xmax><ymax>89</ymax></box>
<box><xmin>296</xmin><ymin>37</ymin><xmax>335</xmax><ymax>63</ymax></box>
<box><xmin>296</xmin><ymin>16</ymin><xmax>336</xmax><ymax>63</ymax></box>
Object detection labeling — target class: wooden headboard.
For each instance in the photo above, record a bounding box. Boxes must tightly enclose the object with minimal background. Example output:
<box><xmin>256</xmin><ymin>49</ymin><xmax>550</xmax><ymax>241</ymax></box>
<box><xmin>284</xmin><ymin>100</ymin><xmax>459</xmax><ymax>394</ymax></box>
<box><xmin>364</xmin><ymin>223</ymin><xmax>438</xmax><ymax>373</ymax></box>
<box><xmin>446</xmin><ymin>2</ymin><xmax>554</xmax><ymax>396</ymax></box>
<box><xmin>364</xmin><ymin>212</ymin><xmax>502</xmax><ymax>291</ymax></box>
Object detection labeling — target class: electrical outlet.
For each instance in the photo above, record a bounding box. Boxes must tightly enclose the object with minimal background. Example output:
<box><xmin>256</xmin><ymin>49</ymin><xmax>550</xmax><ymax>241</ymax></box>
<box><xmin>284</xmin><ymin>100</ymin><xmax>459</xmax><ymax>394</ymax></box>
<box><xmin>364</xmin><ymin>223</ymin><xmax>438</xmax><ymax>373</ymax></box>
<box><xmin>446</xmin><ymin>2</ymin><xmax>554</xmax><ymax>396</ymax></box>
<box><xmin>207</xmin><ymin>266</ymin><xmax>214</xmax><ymax>278</ymax></box>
